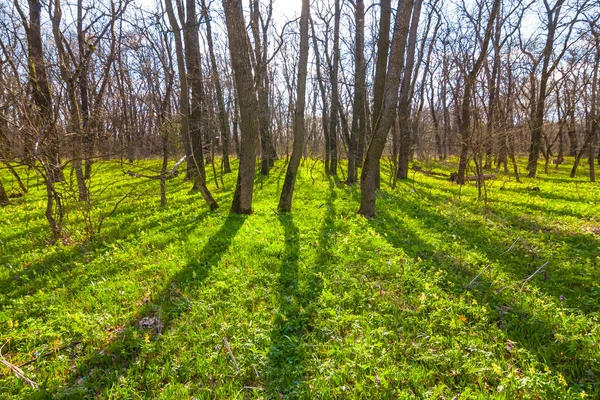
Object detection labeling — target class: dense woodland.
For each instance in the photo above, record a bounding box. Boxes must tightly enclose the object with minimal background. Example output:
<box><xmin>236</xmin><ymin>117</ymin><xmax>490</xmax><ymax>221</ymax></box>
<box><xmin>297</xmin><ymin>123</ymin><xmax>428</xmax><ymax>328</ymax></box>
<box><xmin>0</xmin><ymin>0</ymin><xmax>600</xmax><ymax>397</ymax></box>
<box><xmin>0</xmin><ymin>0</ymin><xmax>599</xmax><ymax>237</ymax></box>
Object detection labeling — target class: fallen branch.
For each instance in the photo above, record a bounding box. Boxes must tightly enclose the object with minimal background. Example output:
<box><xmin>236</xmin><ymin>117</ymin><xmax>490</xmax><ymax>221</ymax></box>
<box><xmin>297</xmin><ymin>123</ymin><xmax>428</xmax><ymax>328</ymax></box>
<box><xmin>499</xmin><ymin>236</ymin><xmax>521</xmax><ymax>257</ymax></box>
<box><xmin>18</xmin><ymin>341</ymin><xmax>81</xmax><ymax>369</ymax></box>
<box><xmin>125</xmin><ymin>155</ymin><xmax>186</xmax><ymax>180</ymax></box>
<box><xmin>467</xmin><ymin>265</ymin><xmax>490</xmax><ymax>287</ymax></box>
<box><xmin>412</xmin><ymin>165</ymin><xmax>450</xmax><ymax>178</ymax></box>
<box><xmin>520</xmin><ymin>262</ymin><xmax>549</xmax><ymax>292</ymax></box>
<box><xmin>0</xmin><ymin>355</ymin><xmax>39</xmax><ymax>389</ymax></box>
<box><xmin>497</xmin><ymin>261</ymin><xmax>549</xmax><ymax>294</ymax></box>
<box><xmin>223</xmin><ymin>337</ymin><xmax>239</xmax><ymax>372</ymax></box>
<box><xmin>449</xmin><ymin>172</ymin><xmax>496</xmax><ymax>183</ymax></box>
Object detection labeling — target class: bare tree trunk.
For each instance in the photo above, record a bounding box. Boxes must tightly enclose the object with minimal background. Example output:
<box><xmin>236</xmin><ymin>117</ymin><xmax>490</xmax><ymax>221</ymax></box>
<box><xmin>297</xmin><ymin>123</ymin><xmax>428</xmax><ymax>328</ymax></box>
<box><xmin>223</xmin><ymin>0</ymin><xmax>261</xmax><ymax>214</ymax></box>
<box><xmin>348</xmin><ymin>0</ymin><xmax>365</xmax><ymax>184</ymax></box>
<box><xmin>456</xmin><ymin>0</ymin><xmax>501</xmax><ymax>185</ymax></box>
<box><xmin>50</xmin><ymin>0</ymin><xmax>88</xmax><ymax>202</ymax></box>
<box><xmin>311</xmin><ymin>18</ymin><xmax>331</xmax><ymax>175</ymax></box>
<box><xmin>0</xmin><ymin>180</ymin><xmax>8</xmax><ymax>206</ymax></box>
<box><xmin>396</xmin><ymin>0</ymin><xmax>422</xmax><ymax>180</ymax></box>
<box><xmin>359</xmin><ymin>0</ymin><xmax>414</xmax><ymax>217</ymax></box>
<box><xmin>202</xmin><ymin>0</ymin><xmax>231</xmax><ymax>174</ymax></box>
<box><xmin>184</xmin><ymin>0</ymin><xmax>218</xmax><ymax>209</ymax></box>
<box><xmin>368</xmin><ymin>0</ymin><xmax>392</xmax><ymax>188</ymax></box>
<box><xmin>278</xmin><ymin>0</ymin><xmax>309</xmax><ymax>211</ymax></box>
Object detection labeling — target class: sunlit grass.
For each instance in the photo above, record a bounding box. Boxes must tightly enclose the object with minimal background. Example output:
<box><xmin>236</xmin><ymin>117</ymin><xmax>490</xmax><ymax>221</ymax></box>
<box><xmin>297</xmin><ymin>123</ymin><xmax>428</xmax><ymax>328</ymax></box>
<box><xmin>1</xmin><ymin>156</ymin><xmax>598</xmax><ymax>398</ymax></box>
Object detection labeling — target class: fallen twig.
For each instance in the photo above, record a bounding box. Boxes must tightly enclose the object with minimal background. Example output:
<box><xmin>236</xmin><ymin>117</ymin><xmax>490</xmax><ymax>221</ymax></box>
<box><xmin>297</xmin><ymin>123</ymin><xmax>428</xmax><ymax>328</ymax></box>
<box><xmin>467</xmin><ymin>265</ymin><xmax>490</xmax><ymax>287</ymax></box>
<box><xmin>18</xmin><ymin>341</ymin><xmax>81</xmax><ymax>369</ymax></box>
<box><xmin>0</xmin><ymin>345</ymin><xmax>39</xmax><ymax>390</ymax></box>
<box><xmin>125</xmin><ymin>155</ymin><xmax>186</xmax><ymax>180</ymax></box>
<box><xmin>499</xmin><ymin>236</ymin><xmax>522</xmax><ymax>257</ymax></box>
<box><xmin>223</xmin><ymin>337</ymin><xmax>239</xmax><ymax>372</ymax></box>
<box><xmin>520</xmin><ymin>262</ymin><xmax>549</xmax><ymax>292</ymax></box>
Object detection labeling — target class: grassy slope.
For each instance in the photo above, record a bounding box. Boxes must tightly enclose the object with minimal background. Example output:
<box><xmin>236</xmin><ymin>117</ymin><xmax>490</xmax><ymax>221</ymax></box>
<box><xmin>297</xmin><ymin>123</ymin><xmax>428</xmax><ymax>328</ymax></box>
<box><xmin>0</xmin><ymin>157</ymin><xmax>599</xmax><ymax>399</ymax></box>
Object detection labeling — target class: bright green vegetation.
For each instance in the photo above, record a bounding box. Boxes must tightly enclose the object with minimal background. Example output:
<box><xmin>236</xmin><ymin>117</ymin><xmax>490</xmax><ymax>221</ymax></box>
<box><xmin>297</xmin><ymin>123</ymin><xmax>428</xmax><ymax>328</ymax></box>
<box><xmin>1</xmin><ymin>158</ymin><xmax>599</xmax><ymax>399</ymax></box>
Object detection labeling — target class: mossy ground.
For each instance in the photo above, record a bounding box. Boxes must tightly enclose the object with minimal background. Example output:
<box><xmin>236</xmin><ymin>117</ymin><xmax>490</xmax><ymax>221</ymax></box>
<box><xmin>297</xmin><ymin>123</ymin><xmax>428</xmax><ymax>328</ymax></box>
<box><xmin>1</xmin><ymin>157</ymin><xmax>599</xmax><ymax>399</ymax></box>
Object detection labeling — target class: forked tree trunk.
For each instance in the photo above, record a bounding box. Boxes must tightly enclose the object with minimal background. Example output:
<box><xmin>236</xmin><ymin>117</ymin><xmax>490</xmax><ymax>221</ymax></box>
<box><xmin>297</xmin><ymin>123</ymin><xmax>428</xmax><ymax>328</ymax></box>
<box><xmin>359</xmin><ymin>0</ymin><xmax>414</xmax><ymax>217</ymax></box>
<box><xmin>396</xmin><ymin>0</ymin><xmax>422</xmax><ymax>180</ymax></box>
<box><xmin>456</xmin><ymin>0</ymin><xmax>501</xmax><ymax>185</ymax></box>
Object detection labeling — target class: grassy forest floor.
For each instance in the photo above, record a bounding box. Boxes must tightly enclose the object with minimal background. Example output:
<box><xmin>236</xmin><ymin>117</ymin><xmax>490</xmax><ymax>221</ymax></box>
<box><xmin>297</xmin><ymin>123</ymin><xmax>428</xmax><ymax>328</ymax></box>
<box><xmin>1</xmin><ymin>157</ymin><xmax>599</xmax><ymax>399</ymax></box>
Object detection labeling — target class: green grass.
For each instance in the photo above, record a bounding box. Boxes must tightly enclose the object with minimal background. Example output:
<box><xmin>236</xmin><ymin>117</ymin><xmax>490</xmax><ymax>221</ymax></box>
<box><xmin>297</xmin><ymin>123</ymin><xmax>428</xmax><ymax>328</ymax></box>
<box><xmin>1</xmin><ymin>157</ymin><xmax>599</xmax><ymax>399</ymax></box>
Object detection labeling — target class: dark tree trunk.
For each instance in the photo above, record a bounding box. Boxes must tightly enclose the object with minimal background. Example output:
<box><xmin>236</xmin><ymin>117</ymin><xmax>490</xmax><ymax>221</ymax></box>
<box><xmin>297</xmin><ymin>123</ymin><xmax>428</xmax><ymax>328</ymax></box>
<box><xmin>278</xmin><ymin>0</ymin><xmax>309</xmax><ymax>212</ymax></box>
<box><xmin>349</xmin><ymin>0</ymin><xmax>366</xmax><ymax>184</ymax></box>
<box><xmin>310</xmin><ymin>19</ymin><xmax>331</xmax><ymax>175</ymax></box>
<box><xmin>223</xmin><ymin>0</ymin><xmax>261</xmax><ymax>214</ymax></box>
<box><xmin>456</xmin><ymin>0</ymin><xmax>501</xmax><ymax>185</ymax></box>
<box><xmin>0</xmin><ymin>180</ymin><xmax>8</xmax><ymax>206</ymax></box>
<box><xmin>201</xmin><ymin>0</ymin><xmax>231</xmax><ymax>174</ymax></box>
<box><xmin>359</xmin><ymin>0</ymin><xmax>414</xmax><ymax>217</ymax></box>
<box><xmin>184</xmin><ymin>0</ymin><xmax>218</xmax><ymax>209</ymax></box>
<box><xmin>396</xmin><ymin>0</ymin><xmax>422</xmax><ymax>180</ymax></box>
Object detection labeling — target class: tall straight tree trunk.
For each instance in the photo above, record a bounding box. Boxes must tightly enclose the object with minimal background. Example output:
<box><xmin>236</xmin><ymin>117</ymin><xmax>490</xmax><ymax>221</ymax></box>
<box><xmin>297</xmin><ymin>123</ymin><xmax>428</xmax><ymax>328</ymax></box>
<box><xmin>164</xmin><ymin>0</ymin><xmax>192</xmax><ymax>177</ymax></box>
<box><xmin>348</xmin><ymin>0</ymin><xmax>366</xmax><ymax>184</ymax></box>
<box><xmin>184</xmin><ymin>0</ymin><xmax>218</xmax><ymax>209</ymax></box>
<box><xmin>278</xmin><ymin>0</ymin><xmax>309</xmax><ymax>212</ymax></box>
<box><xmin>396</xmin><ymin>0</ymin><xmax>422</xmax><ymax>180</ymax></box>
<box><xmin>77</xmin><ymin>0</ymin><xmax>92</xmax><ymax>180</ymax></box>
<box><xmin>368</xmin><ymin>0</ymin><xmax>391</xmax><ymax>188</ymax></box>
<box><xmin>250</xmin><ymin>0</ymin><xmax>274</xmax><ymax>175</ymax></box>
<box><xmin>201</xmin><ymin>0</ymin><xmax>231</xmax><ymax>173</ymax></box>
<box><xmin>311</xmin><ymin>19</ymin><xmax>331</xmax><ymax>175</ymax></box>
<box><xmin>327</xmin><ymin>0</ymin><xmax>341</xmax><ymax>176</ymax></box>
<box><xmin>359</xmin><ymin>0</ymin><xmax>414</xmax><ymax>217</ymax></box>
<box><xmin>588</xmin><ymin>29</ymin><xmax>599</xmax><ymax>182</ymax></box>
<box><xmin>456</xmin><ymin>0</ymin><xmax>501</xmax><ymax>185</ymax></box>
<box><xmin>223</xmin><ymin>0</ymin><xmax>261</xmax><ymax>214</ymax></box>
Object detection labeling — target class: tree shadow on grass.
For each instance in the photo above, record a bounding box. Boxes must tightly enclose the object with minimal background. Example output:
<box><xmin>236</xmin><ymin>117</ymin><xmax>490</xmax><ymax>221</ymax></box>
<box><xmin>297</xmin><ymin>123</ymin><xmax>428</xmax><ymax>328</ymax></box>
<box><xmin>53</xmin><ymin>212</ymin><xmax>247</xmax><ymax>398</ymax></box>
<box><xmin>368</xmin><ymin>188</ymin><xmax>598</xmax><ymax>391</ymax></box>
<box><xmin>265</xmin><ymin>187</ymin><xmax>337</xmax><ymax>398</ymax></box>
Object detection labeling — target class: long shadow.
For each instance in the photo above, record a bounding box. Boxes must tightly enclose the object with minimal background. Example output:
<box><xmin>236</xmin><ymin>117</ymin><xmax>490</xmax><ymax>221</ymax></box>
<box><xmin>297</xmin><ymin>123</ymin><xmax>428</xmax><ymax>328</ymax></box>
<box><xmin>368</xmin><ymin>188</ymin><xmax>597</xmax><ymax>390</ymax></box>
<box><xmin>53</xmin><ymin>212</ymin><xmax>247</xmax><ymax>397</ymax></box>
<box><xmin>265</xmin><ymin>188</ymin><xmax>337</xmax><ymax>398</ymax></box>
<box><xmin>0</xmin><ymin>199</ymin><xmax>213</xmax><ymax>307</ymax></box>
<box><xmin>394</xmin><ymin>180</ymin><xmax>599</xmax><ymax>312</ymax></box>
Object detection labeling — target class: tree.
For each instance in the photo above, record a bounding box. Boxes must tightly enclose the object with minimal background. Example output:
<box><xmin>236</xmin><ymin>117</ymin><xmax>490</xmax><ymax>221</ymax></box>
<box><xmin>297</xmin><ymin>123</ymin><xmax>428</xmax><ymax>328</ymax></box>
<box><xmin>223</xmin><ymin>0</ymin><xmax>261</xmax><ymax>214</ymax></box>
<box><xmin>201</xmin><ymin>0</ymin><xmax>231</xmax><ymax>174</ymax></box>
<box><xmin>395</xmin><ymin>0</ymin><xmax>423</xmax><ymax>180</ymax></box>
<box><xmin>359</xmin><ymin>0</ymin><xmax>414</xmax><ymax>217</ymax></box>
<box><xmin>278</xmin><ymin>0</ymin><xmax>309</xmax><ymax>212</ymax></box>
<box><xmin>455</xmin><ymin>0</ymin><xmax>501</xmax><ymax>185</ymax></box>
<box><xmin>165</xmin><ymin>0</ymin><xmax>217</xmax><ymax>209</ymax></box>
<box><xmin>348</xmin><ymin>0</ymin><xmax>366</xmax><ymax>184</ymax></box>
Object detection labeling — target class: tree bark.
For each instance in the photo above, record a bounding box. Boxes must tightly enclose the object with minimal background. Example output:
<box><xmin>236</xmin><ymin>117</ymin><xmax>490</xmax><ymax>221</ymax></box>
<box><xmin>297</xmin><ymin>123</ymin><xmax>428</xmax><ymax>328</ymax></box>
<box><xmin>396</xmin><ymin>0</ymin><xmax>423</xmax><ymax>180</ymax></box>
<box><xmin>278</xmin><ymin>0</ymin><xmax>309</xmax><ymax>212</ymax></box>
<box><xmin>359</xmin><ymin>0</ymin><xmax>414</xmax><ymax>217</ymax></box>
<box><xmin>184</xmin><ymin>0</ymin><xmax>218</xmax><ymax>209</ymax></box>
<box><xmin>201</xmin><ymin>0</ymin><xmax>231</xmax><ymax>173</ymax></box>
<box><xmin>348</xmin><ymin>0</ymin><xmax>366</xmax><ymax>184</ymax></box>
<box><xmin>223</xmin><ymin>0</ymin><xmax>261</xmax><ymax>214</ymax></box>
<box><xmin>456</xmin><ymin>0</ymin><xmax>501</xmax><ymax>185</ymax></box>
